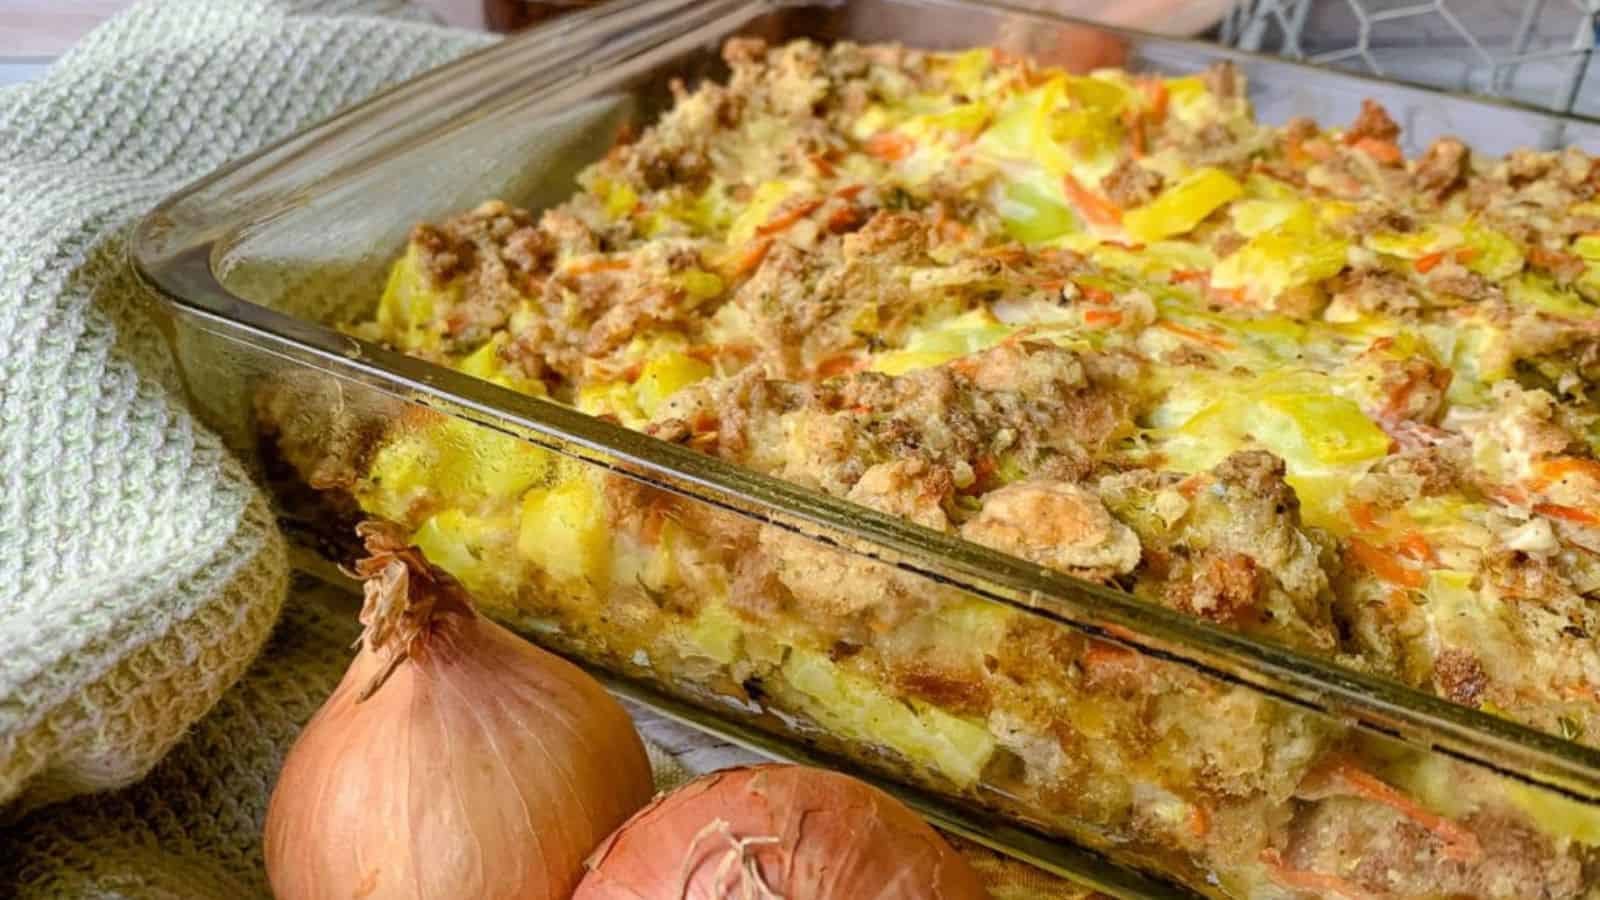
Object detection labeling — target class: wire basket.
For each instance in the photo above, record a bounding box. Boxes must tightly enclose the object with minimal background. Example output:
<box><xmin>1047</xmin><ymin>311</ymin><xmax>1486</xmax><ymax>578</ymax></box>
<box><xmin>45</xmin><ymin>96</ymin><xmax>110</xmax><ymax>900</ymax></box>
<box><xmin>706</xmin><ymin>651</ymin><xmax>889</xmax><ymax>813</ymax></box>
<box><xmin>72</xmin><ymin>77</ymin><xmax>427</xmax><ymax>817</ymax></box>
<box><xmin>1222</xmin><ymin>0</ymin><xmax>1600</xmax><ymax>118</ymax></box>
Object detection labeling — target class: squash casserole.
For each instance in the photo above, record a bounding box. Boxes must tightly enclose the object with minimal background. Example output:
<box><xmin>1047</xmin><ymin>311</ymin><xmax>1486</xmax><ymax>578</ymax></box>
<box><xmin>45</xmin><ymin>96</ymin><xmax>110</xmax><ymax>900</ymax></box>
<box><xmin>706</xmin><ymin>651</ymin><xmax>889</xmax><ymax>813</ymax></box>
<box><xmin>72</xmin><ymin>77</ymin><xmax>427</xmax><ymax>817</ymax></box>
<box><xmin>271</xmin><ymin>38</ymin><xmax>1600</xmax><ymax>899</ymax></box>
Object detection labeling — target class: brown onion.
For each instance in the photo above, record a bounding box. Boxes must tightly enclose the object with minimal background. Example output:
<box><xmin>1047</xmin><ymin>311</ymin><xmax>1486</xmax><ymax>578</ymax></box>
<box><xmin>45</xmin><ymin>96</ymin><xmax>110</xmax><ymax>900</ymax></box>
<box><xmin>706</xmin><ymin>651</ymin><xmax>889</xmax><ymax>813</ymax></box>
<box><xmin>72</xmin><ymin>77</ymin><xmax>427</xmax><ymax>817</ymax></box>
<box><xmin>265</xmin><ymin>521</ymin><xmax>653</xmax><ymax>900</ymax></box>
<box><xmin>573</xmin><ymin>764</ymin><xmax>990</xmax><ymax>899</ymax></box>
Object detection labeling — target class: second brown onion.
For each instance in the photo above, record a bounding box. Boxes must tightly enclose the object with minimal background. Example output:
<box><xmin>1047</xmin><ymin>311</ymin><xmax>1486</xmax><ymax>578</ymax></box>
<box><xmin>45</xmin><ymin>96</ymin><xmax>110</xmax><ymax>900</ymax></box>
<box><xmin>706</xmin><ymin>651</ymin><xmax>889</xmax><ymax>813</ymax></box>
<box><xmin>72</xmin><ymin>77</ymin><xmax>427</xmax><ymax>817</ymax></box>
<box><xmin>573</xmin><ymin>763</ymin><xmax>991</xmax><ymax>899</ymax></box>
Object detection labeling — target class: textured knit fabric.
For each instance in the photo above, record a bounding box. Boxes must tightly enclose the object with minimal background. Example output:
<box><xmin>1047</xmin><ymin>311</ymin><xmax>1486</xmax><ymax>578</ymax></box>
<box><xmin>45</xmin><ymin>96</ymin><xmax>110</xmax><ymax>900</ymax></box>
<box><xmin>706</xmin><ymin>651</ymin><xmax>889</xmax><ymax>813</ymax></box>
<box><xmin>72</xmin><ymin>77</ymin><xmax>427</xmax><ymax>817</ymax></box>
<box><xmin>0</xmin><ymin>2</ymin><xmax>1105</xmax><ymax>896</ymax></box>
<box><xmin>0</xmin><ymin>0</ymin><xmax>490</xmax><ymax>815</ymax></box>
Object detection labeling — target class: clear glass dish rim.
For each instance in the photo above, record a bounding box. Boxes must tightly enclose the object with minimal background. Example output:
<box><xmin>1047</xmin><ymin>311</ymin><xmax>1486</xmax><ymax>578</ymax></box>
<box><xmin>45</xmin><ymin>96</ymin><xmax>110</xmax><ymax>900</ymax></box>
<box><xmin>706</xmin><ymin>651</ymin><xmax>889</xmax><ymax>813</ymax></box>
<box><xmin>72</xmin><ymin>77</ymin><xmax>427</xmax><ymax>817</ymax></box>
<box><xmin>130</xmin><ymin>0</ymin><xmax>1600</xmax><ymax>808</ymax></box>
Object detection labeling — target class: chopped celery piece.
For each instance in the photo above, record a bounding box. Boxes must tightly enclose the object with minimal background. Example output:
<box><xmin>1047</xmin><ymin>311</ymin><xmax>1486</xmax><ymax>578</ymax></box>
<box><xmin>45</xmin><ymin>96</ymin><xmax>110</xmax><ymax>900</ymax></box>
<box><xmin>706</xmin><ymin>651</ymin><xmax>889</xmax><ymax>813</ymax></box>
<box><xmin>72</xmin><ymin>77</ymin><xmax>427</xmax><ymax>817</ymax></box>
<box><xmin>358</xmin><ymin>416</ymin><xmax>554</xmax><ymax>522</ymax></box>
<box><xmin>412</xmin><ymin>511</ymin><xmax>483</xmax><ymax>582</ymax></box>
<box><xmin>1259</xmin><ymin>394</ymin><xmax>1392</xmax><ymax>464</ymax></box>
<box><xmin>1093</xmin><ymin>240</ymin><xmax>1215</xmax><ymax>278</ymax></box>
<box><xmin>1461</xmin><ymin>224</ymin><xmax>1525</xmax><ymax>280</ymax></box>
<box><xmin>977</xmin><ymin>77</ymin><xmax>1116</xmax><ymax>179</ymax></box>
<box><xmin>672</xmin><ymin>269</ymin><xmax>725</xmax><ymax>302</ymax></box>
<box><xmin>938</xmin><ymin>48</ymin><xmax>992</xmax><ymax>97</ymax></box>
<box><xmin>1164</xmin><ymin>75</ymin><xmax>1215</xmax><ymax>125</ymax></box>
<box><xmin>907</xmin><ymin>100</ymin><xmax>991</xmax><ymax>136</ymax></box>
<box><xmin>595</xmin><ymin>177</ymin><xmax>639</xmax><ymax>220</ymax></box>
<box><xmin>1064</xmin><ymin>74</ymin><xmax>1131</xmax><ymax>113</ymax></box>
<box><xmin>997</xmin><ymin>173</ymin><xmax>1078</xmax><ymax>244</ymax></box>
<box><xmin>1211</xmin><ymin>209</ymin><xmax>1348</xmax><ymax>303</ymax></box>
<box><xmin>869</xmin><ymin>351</ymin><xmax>961</xmax><ymax>377</ymax></box>
<box><xmin>576</xmin><ymin>380</ymin><xmax>641</xmax><ymax>426</ymax></box>
<box><xmin>1365</xmin><ymin>226</ymin><xmax>1451</xmax><ymax>260</ymax></box>
<box><xmin>410</xmin><ymin>509</ymin><xmax>513</xmax><ymax>595</ymax></box>
<box><xmin>376</xmin><ymin>244</ymin><xmax>453</xmax><ymax>353</ymax></box>
<box><xmin>871</xmin><ymin>308</ymin><xmax>1018</xmax><ymax>375</ymax></box>
<box><xmin>1505</xmin><ymin>780</ymin><xmax>1600</xmax><ymax>844</ymax></box>
<box><xmin>1122</xmin><ymin>167</ymin><xmax>1242</xmax><ymax>243</ymax></box>
<box><xmin>518</xmin><ymin>464</ymin><xmax>611</xmax><ymax>589</ymax></box>
<box><xmin>633</xmin><ymin>351</ymin><xmax>712</xmax><ymax>417</ymax></box>
<box><xmin>1366</xmin><ymin>221</ymin><xmax>1518</xmax><ymax>278</ymax></box>
<box><xmin>683</xmin><ymin>601</ymin><xmax>744</xmax><ymax>666</ymax></box>
<box><xmin>1509</xmin><ymin>274</ymin><xmax>1596</xmax><ymax>319</ymax></box>
<box><xmin>1229</xmin><ymin>199</ymin><xmax>1303</xmax><ymax>237</ymax></box>
<box><xmin>456</xmin><ymin>334</ymin><xmax>546</xmax><ymax>396</ymax></box>
<box><xmin>1172</xmin><ymin>390</ymin><xmax>1388</xmax><ymax>469</ymax></box>
<box><xmin>1572</xmin><ymin>237</ymin><xmax>1600</xmax><ymax>300</ymax></box>
<box><xmin>778</xmin><ymin>648</ymin><xmax>996</xmax><ymax>788</ymax></box>
<box><xmin>1242</xmin><ymin>172</ymin><xmax>1300</xmax><ymax>202</ymax></box>
<box><xmin>727</xmin><ymin>180</ymin><xmax>793</xmax><ymax>246</ymax></box>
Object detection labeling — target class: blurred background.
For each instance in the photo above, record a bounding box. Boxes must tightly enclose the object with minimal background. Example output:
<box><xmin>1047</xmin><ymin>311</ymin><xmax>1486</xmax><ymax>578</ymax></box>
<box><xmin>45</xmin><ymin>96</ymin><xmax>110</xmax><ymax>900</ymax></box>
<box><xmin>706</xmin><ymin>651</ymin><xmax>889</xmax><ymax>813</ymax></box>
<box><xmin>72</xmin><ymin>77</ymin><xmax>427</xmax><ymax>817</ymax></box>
<box><xmin>5</xmin><ymin>1</ymin><xmax>1600</xmax><ymax>112</ymax></box>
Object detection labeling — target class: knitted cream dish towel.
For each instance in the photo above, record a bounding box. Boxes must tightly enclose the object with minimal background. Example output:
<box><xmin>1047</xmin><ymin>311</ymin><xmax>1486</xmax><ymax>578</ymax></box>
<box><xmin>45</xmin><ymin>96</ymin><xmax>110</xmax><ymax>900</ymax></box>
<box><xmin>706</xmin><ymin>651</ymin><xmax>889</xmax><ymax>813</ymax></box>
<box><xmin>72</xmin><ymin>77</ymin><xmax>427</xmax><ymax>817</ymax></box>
<box><xmin>0</xmin><ymin>0</ymin><xmax>489</xmax><ymax>816</ymax></box>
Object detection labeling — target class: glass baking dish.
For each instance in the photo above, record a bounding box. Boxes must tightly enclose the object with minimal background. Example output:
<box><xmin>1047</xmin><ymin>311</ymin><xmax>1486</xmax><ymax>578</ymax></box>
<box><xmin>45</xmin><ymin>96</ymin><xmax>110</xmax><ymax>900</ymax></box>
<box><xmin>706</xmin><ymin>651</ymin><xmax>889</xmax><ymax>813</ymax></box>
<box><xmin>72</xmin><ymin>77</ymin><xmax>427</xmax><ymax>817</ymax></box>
<box><xmin>132</xmin><ymin>1</ymin><xmax>1600</xmax><ymax>897</ymax></box>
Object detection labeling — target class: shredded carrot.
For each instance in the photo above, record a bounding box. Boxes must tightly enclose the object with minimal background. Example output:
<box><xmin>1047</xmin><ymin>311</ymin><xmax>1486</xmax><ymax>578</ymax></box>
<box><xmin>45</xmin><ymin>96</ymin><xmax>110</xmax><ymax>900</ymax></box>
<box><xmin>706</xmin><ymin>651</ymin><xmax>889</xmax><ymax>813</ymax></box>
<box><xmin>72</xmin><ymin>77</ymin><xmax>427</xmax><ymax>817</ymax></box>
<box><xmin>1348</xmin><ymin>500</ymin><xmax>1380</xmax><ymax>532</ymax></box>
<box><xmin>1301</xmin><ymin>138</ymin><xmax>1336</xmax><ymax>162</ymax></box>
<box><xmin>1284</xmin><ymin>132</ymin><xmax>1310</xmax><ymax>166</ymax></box>
<box><xmin>1530</xmin><ymin>245</ymin><xmax>1582</xmax><ymax>273</ymax></box>
<box><xmin>948</xmin><ymin>356</ymin><xmax>981</xmax><ymax>378</ymax></box>
<box><xmin>690</xmin><ymin>410</ymin><xmax>719</xmax><ymax>433</ymax></box>
<box><xmin>1454</xmin><ymin>246</ymin><xmax>1477</xmax><ymax>263</ymax></box>
<box><xmin>1138</xmin><ymin>77</ymin><xmax>1169</xmax><ymax>122</ymax></box>
<box><xmin>1102</xmin><ymin>623</ymin><xmax>1142</xmax><ymax>644</ymax></box>
<box><xmin>729</xmin><ymin>238</ymin><xmax>772</xmax><ymax>278</ymax></box>
<box><xmin>756</xmin><ymin>198</ymin><xmax>824</xmax><ymax>237</ymax></box>
<box><xmin>1354</xmin><ymin>137</ymin><xmax>1404</xmax><ymax>165</ymax></box>
<box><xmin>865</xmin><ymin>131</ymin><xmax>915</xmax><ymax>162</ymax></box>
<box><xmin>1487</xmin><ymin>485</ymin><xmax>1531</xmax><ymax>508</ymax></box>
<box><xmin>1531</xmin><ymin>456</ymin><xmax>1600</xmax><ymax>489</ymax></box>
<box><xmin>1209</xmin><ymin>285</ymin><xmax>1249</xmax><ymax>306</ymax></box>
<box><xmin>1076</xmin><ymin>282</ymin><xmax>1115</xmax><ymax>304</ymax></box>
<box><xmin>806</xmin><ymin>151</ymin><xmax>837</xmax><ymax>178</ymax></box>
<box><xmin>942</xmin><ymin>219</ymin><xmax>974</xmax><ymax>242</ymax></box>
<box><xmin>978</xmin><ymin>244</ymin><xmax>1028</xmax><ymax>264</ymax></box>
<box><xmin>564</xmin><ymin>256</ymin><xmax>630</xmax><ymax>275</ymax></box>
<box><xmin>834</xmin><ymin>183</ymin><xmax>867</xmax><ymax>200</ymax></box>
<box><xmin>686</xmin><ymin>343</ymin><xmax>755</xmax><ymax>365</ymax></box>
<box><xmin>1123</xmin><ymin>108</ymin><xmax>1147</xmax><ymax>159</ymax></box>
<box><xmin>814</xmin><ymin>353</ymin><xmax>861</xmax><ymax>380</ymax></box>
<box><xmin>1310</xmin><ymin>756</ymin><xmax>1483</xmax><ymax>864</ymax></box>
<box><xmin>1084</xmin><ymin>308</ymin><xmax>1123</xmax><ymax>327</ymax></box>
<box><xmin>1414</xmin><ymin>250</ymin><xmax>1446</xmax><ymax>274</ymax></box>
<box><xmin>826</xmin><ymin>205</ymin><xmax>864</xmax><ymax>233</ymax></box>
<box><xmin>1169</xmin><ymin>268</ymin><xmax>1210</xmax><ymax>286</ymax></box>
<box><xmin>639</xmin><ymin>507</ymin><xmax>668</xmax><ymax>544</ymax></box>
<box><xmin>1397</xmin><ymin>532</ymin><xmax>1436</xmax><ymax>564</ymax></box>
<box><xmin>1155</xmin><ymin>319</ymin><xmax>1234</xmax><ymax>350</ymax></box>
<box><xmin>1536</xmin><ymin>502</ymin><xmax>1600</xmax><ymax>526</ymax></box>
<box><xmin>1082</xmin><ymin>637</ymin><xmax>1137</xmax><ymax>670</ymax></box>
<box><xmin>964</xmin><ymin>454</ymin><xmax>999</xmax><ymax>494</ymax></box>
<box><xmin>1259</xmin><ymin>849</ymin><xmax>1377</xmax><ymax>900</ymax></box>
<box><xmin>1347</xmin><ymin>537</ymin><xmax>1424</xmax><ymax>589</ymax></box>
<box><xmin>1061</xmin><ymin>173</ymin><xmax>1122</xmax><ymax>227</ymax></box>
<box><xmin>1187</xmin><ymin>804</ymin><xmax>1211</xmax><ymax>839</ymax></box>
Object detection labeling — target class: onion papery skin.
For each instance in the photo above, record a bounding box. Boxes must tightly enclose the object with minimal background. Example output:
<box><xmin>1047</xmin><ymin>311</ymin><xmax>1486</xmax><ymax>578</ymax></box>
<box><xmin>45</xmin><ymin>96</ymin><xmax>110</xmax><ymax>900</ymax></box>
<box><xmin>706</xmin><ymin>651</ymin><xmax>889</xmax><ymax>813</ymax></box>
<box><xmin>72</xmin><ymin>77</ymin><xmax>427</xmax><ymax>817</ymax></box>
<box><xmin>573</xmin><ymin>764</ymin><xmax>989</xmax><ymax>900</ymax></box>
<box><xmin>264</xmin><ymin>605</ymin><xmax>653</xmax><ymax>900</ymax></box>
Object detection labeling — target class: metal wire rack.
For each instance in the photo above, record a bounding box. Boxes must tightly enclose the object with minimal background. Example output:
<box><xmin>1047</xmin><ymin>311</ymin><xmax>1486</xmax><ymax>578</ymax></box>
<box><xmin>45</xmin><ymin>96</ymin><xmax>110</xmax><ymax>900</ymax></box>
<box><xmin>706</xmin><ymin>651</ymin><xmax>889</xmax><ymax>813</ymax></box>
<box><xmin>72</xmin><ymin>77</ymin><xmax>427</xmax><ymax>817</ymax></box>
<box><xmin>1221</xmin><ymin>0</ymin><xmax>1600</xmax><ymax>117</ymax></box>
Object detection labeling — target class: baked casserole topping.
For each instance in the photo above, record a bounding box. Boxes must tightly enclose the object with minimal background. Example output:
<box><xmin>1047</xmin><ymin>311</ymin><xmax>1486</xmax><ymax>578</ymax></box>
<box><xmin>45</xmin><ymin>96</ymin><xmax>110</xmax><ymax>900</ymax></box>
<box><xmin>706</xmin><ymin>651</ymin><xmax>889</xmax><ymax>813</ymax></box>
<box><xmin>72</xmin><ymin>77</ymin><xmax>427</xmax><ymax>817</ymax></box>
<box><xmin>314</xmin><ymin>38</ymin><xmax>1600</xmax><ymax>899</ymax></box>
